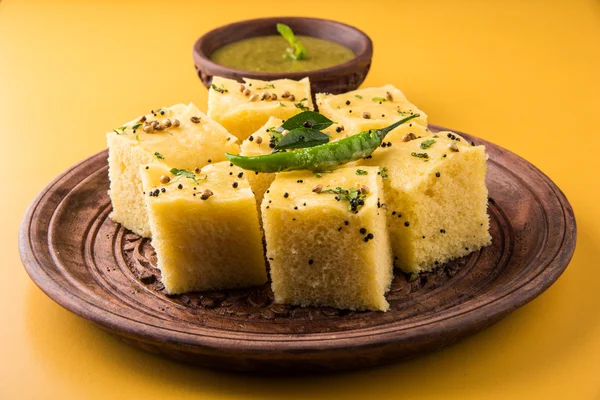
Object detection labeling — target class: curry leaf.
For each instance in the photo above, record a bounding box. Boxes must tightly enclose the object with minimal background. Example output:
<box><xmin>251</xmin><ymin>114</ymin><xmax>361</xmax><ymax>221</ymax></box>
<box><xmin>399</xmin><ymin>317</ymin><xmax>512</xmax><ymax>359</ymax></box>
<box><xmin>275</xmin><ymin>128</ymin><xmax>329</xmax><ymax>150</ymax></box>
<box><xmin>280</xmin><ymin>111</ymin><xmax>334</xmax><ymax>131</ymax></box>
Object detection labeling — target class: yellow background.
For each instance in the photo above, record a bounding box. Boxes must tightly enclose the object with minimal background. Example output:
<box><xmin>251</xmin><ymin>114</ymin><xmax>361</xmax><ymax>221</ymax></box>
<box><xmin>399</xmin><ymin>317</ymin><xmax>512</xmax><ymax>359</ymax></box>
<box><xmin>2</xmin><ymin>0</ymin><xmax>599</xmax><ymax>398</ymax></box>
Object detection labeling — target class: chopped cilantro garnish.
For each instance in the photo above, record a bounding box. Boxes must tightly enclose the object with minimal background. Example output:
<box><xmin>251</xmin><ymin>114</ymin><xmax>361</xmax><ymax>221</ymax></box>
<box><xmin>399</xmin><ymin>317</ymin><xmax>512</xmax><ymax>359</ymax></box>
<box><xmin>356</xmin><ymin>169</ymin><xmax>368</xmax><ymax>175</ymax></box>
<box><xmin>420</xmin><ymin>139</ymin><xmax>436</xmax><ymax>149</ymax></box>
<box><xmin>319</xmin><ymin>186</ymin><xmax>369</xmax><ymax>213</ymax></box>
<box><xmin>211</xmin><ymin>84</ymin><xmax>228</xmax><ymax>93</ymax></box>
<box><xmin>154</xmin><ymin>152</ymin><xmax>164</xmax><ymax>160</ymax></box>
<box><xmin>170</xmin><ymin>168</ymin><xmax>204</xmax><ymax>184</ymax></box>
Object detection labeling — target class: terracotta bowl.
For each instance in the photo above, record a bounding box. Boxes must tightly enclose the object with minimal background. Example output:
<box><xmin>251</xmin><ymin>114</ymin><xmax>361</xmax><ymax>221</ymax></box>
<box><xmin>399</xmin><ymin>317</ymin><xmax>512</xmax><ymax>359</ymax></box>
<box><xmin>192</xmin><ymin>17</ymin><xmax>373</xmax><ymax>95</ymax></box>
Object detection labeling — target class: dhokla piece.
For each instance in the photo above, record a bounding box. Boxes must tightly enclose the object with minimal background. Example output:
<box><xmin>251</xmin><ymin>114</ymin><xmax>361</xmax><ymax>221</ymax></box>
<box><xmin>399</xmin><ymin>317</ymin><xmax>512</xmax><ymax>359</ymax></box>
<box><xmin>262</xmin><ymin>166</ymin><xmax>393</xmax><ymax>311</ymax></box>
<box><xmin>315</xmin><ymin>84</ymin><xmax>428</xmax><ymax>139</ymax></box>
<box><xmin>358</xmin><ymin>131</ymin><xmax>491</xmax><ymax>273</ymax></box>
<box><xmin>139</xmin><ymin>162</ymin><xmax>267</xmax><ymax>294</ymax></box>
<box><xmin>208</xmin><ymin>76</ymin><xmax>314</xmax><ymax>141</ymax></box>
<box><xmin>106</xmin><ymin>103</ymin><xmax>239</xmax><ymax>237</ymax></box>
<box><xmin>240</xmin><ymin>116</ymin><xmax>344</xmax><ymax>210</ymax></box>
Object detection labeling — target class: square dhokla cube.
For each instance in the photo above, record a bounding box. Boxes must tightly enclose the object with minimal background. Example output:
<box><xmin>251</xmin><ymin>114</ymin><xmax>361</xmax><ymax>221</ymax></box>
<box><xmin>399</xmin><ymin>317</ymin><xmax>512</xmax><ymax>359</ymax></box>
<box><xmin>139</xmin><ymin>162</ymin><xmax>267</xmax><ymax>294</ymax></box>
<box><xmin>208</xmin><ymin>76</ymin><xmax>314</xmax><ymax>141</ymax></box>
<box><xmin>107</xmin><ymin>103</ymin><xmax>239</xmax><ymax>237</ymax></box>
<box><xmin>316</xmin><ymin>84</ymin><xmax>428</xmax><ymax>139</ymax></box>
<box><xmin>357</xmin><ymin>128</ymin><xmax>491</xmax><ymax>273</ymax></box>
<box><xmin>262</xmin><ymin>166</ymin><xmax>393</xmax><ymax>311</ymax></box>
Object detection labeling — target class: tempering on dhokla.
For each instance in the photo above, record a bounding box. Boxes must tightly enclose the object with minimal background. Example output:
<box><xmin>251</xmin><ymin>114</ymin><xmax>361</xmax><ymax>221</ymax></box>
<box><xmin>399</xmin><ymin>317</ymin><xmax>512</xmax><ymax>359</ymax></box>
<box><xmin>207</xmin><ymin>76</ymin><xmax>314</xmax><ymax>141</ymax></box>
<box><xmin>261</xmin><ymin>166</ymin><xmax>394</xmax><ymax>311</ymax></box>
<box><xmin>106</xmin><ymin>102</ymin><xmax>238</xmax><ymax>237</ymax></box>
<box><xmin>139</xmin><ymin>162</ymin><xmax>267</xmax><ymax>294</ymax></box>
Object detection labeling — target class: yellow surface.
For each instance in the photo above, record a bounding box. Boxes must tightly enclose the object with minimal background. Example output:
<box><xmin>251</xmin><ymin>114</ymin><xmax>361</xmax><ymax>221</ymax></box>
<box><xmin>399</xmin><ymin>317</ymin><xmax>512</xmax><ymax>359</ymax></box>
<box><xmin>107</xmin><ymin>102</ymin><xmax>238</xmax><ymax>237</ymax></box>
<box><xmin>2</xmin><ymin>0</ymin><xmax>599</xmax><ymax>398</ymax></box>
<box><xmin>140</xmin><ymin>162</ymin><xmax>267</xmax><ymax>294</ymax></box>
<box><xmin>357</xmin><ymin>132</ymin><xmax>491</xmax><ymax>273</ymax></box>
<box><xmin>316</xmin><ymin>84</ymin><xmax>428</xmax><ymax>136</ymax></box>
<box><xmin>208</xmin><ymin>76</ymin><xmax>313</xmax><ymax>140</ymax></box>
<box><xmin>262</xmin><ymin>167</ymin><xmax>392</xmax><ymax>311</ymax></box>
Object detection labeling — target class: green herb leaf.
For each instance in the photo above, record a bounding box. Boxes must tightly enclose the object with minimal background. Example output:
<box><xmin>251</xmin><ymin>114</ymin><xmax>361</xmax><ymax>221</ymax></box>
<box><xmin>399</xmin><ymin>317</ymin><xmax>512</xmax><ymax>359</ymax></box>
<box><xmin>154</xmin><ymin>151</ymin><xmax>164</xmax><ymax>160</ymax></box>
<box><xmin>276</xmin><ymin>23</ymin><xmax>306</xmax><ymax>60</ymax></box>
<box><xmin>420</xmin><ymin>139</ymin><xmax>436</xmax><ymax>149</ymax></box>
<box><xmin>211</xmin><ymin>84</ymin><xmax>228</xmax><ymax>94</ymax></box>
<box><xmin>372</xmin><ymin>97</ymin><xmax>387</xmax><ymax>102</ymax></box>
<box><xmin>411</xmin><ymin>152</ymin><xmax>429</xmax><ymax>159</ymax></box>
<box><xmin>170</xmin><ymin>168</ymin><xmax>200</xmax><ymax>184</ymax></box>
<box><xmin>278</xmin><ymin>102</ymin><xmax>286</xmax><ymax>107</ymax></box>
<box><xmin>319</xmin><ymin>186</ymin><xmax>368</xmax><ymax>213</ymax></box>
<box><xmin>281</xmin><ymin>111</ymin><xmax>334</xmax><ymax>131</ymax></box>
<box><xmin>275</xmin><ymin>128</ymin><xmax>329</xmax><ymax>150</ymax></box>
<box><xmin>356</xmin><ymin>169</ymin><xmax>368</xmax><ymax>175</ymax></box>
<box><xmin>135</xmin><ymin>134</ymin><xmax>139</xmax><ymax>142</ymax></box>
<box><xmin>299</xmin><ymin>97</ymin><xmax>308</xmax><ymax>102</ymax></box>
<box><xmin>294</xmin><ymin>103</ymin><xmax>309</xmax><ymax>111</ymax></box>
<box><xmin>355</xmin><ymin>95</ymin><xmax>363</xmax><ymax>99</ymax></box>
<box><xmin>131</xmin><ymin>123</ymin><xmax>142</xmax><ymax>131</ymax></box>
<box><xmin>257</xmin><ymin>83</ymin><xmax>276</xmax><ymax>90</ymax></box>
<box><xmin>380</xmin><ymin>167</ymin><xmax>389</xmax><ymax>180</ymax></box>
<box><xmin>397</xmin><ymin>109</ymin><xmax>412</xmax><ymax>116</ymax></box>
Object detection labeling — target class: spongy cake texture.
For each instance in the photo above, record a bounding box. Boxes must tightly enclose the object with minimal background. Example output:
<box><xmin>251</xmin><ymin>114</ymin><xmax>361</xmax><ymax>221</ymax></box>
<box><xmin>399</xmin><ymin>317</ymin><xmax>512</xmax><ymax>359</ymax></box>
<box><xmin>106</xmin><ymin>103</ymin><xmax>238</xmax><ymax>237</ymax></box>
<box><xmin>261</xmin><ymin>166</ymin><xmax>393</xmax><ymax>311</ymax></box>
<box><xmin>139</xmin><ymin>162</ymin><xmax>267</xmax><ymax>294</ymax></box>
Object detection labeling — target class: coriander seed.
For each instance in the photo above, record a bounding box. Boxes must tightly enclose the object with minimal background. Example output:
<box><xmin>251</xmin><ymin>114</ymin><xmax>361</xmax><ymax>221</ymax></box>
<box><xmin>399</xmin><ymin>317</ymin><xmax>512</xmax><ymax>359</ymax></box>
<box><xmin>160</xmin><ymin>175</ymin><xmax>170</xmax><ymax>184</ymax></box>
<box><xmin>200</xmin><ymin>189</ymin><xmax>213</xmax><ymax>200</ymax></box>
<box><xmin>402</xmin><ymin>133</ymin><xmax>417</xmax><ymax>142</ymax></box>
<box><xmin>190</xmin><ymin>116</ymin><xmax>201</xmax><ymax>124</ymax></box>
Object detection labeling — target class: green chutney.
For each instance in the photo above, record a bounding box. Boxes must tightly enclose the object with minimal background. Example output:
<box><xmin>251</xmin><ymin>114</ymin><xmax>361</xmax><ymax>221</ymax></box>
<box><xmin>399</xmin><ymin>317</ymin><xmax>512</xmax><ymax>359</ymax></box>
<box><xmin>209</xmin><ymin>36</ymin><xmax>355</xmax><ymax>73</ymax></box>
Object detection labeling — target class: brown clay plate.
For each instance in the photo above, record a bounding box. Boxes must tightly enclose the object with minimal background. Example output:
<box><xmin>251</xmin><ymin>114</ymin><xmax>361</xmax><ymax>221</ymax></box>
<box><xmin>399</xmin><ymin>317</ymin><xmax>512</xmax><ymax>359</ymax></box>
<box><xmin>19</xmin><ymin>125</ymin><xmax>576</xmax><ymax>373</ymax></box>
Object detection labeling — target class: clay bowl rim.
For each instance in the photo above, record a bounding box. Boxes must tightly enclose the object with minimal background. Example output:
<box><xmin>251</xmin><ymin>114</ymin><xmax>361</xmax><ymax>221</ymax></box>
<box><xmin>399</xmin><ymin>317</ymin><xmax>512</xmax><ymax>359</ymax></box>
<box><xmin>192</xmin><ymin>16</ymin><xmax>373</xmax><ymax>82</ymax></box>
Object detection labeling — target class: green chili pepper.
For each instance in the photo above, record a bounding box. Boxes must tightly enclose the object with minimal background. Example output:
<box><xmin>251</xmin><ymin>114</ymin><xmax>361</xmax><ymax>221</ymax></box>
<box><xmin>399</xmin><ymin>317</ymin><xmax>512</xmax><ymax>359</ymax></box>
<box><xmin>226</xmin><ymin>114</ymin><xmax>420</xmax><ymax>173</ymax></box>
